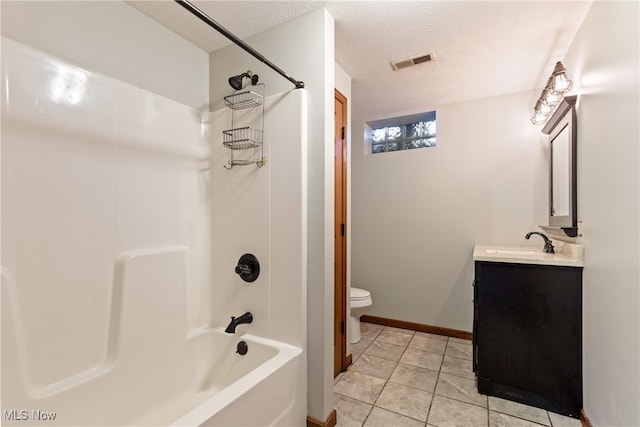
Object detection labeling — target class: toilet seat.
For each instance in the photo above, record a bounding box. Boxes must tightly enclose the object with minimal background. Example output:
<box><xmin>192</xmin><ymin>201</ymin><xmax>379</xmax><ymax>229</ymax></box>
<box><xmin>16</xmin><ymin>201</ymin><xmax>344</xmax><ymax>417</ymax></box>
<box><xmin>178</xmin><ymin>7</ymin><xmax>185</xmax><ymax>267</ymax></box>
<box><xmin>350</xmin><ymin>287</ymin><xmax>370</xmax><ymax>301</ymax></box>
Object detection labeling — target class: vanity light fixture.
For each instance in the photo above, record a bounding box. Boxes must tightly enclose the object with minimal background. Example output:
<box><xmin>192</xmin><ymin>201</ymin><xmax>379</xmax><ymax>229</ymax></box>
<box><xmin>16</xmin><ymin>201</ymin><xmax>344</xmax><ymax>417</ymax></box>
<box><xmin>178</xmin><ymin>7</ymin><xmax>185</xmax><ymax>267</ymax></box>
<box><xmin>530</xmin><ymin>61</ymin><xmax>573</xmax><ymax>125</ymax></box>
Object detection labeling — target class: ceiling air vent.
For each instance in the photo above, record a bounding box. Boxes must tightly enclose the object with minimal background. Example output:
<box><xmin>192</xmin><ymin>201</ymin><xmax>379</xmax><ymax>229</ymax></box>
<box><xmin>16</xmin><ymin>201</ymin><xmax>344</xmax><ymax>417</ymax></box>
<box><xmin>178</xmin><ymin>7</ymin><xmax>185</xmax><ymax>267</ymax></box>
<box><xmin>391</xmin><ymin>53</ymin><xmax>434</xmax><ymax>71</ymax></box>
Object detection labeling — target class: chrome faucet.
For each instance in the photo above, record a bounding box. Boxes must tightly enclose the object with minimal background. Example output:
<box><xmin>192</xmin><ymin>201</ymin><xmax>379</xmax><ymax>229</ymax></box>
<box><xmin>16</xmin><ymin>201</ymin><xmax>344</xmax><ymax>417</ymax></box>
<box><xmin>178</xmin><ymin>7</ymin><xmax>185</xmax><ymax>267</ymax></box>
<box><xmin>224</xmin><ymin>312</ymin><xmax>253</xmax><ymax>334</ymax></box>
<box><xmin>525</xmin><ymin>231</ymin><xmax>555</xmax><ymax>253</ymax></box>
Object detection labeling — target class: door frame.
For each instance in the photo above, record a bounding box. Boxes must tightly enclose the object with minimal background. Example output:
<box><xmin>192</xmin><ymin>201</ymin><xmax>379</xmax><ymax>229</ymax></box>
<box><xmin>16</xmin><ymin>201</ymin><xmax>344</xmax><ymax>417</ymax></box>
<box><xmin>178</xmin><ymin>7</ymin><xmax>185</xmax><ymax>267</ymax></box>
<box><xmin>334</xmin><ymin>89</ymin><xmax>350</xmax><ymax>376</ymax></box>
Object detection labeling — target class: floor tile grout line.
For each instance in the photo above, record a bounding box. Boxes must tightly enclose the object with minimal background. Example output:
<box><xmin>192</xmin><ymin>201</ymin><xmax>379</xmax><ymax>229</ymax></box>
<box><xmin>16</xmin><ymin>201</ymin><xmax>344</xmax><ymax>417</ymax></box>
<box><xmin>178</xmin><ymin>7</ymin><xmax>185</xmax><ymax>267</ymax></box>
<box><xmin>341</xmin><ymin>338</ymin><xmax>466</xmax><ymax>425</ymax></box>
<box><xmin>338</xmin><ymin>339</ymin><xmax>485</xmax><ymax>425</ymax></box>
<box><xmin>487</xmin><ymin>409</ymin><xmax>551</xmax><ymax>426</ymax></box>
<box><xmin>487</xmin><ymin>398</ymin><xmax>554</xmax><ymax>426</ymax></box>
<box><xmin>487</xmin><ymin>390</ymin><xmax>490</xmax><ymax>427</ymax></box>
<box><xmin>427</xmin><ymin>337</ymin><xmax>448</xmax><ymax>426</ymax></box>
<box><xmin>432</xmin><ymin>393</ymin><xmax>489</xmax><ymax>411</ymax></box>
<box><xmin>543</xmin><ymin>416</ymin><xmax>554</xmax><ymax>427</ymax></box>
<box><xmin>375</xmin><ymin>337</ymin><xmax>448</xmax><ymax>426</ymax></box>
<box><xmin>370</xmin><ymin>332</ymin><xmax>431</xmax><ymax>425</ymax></box>
<box><xmin>343</xmin><ymin>327</ymin><xmax>569</xmax><ymax>427</ymax></box>
<box><xmin>367</xmin><ymin>337</ymin><xmax>405</xmax><ymax>421</ymax></box>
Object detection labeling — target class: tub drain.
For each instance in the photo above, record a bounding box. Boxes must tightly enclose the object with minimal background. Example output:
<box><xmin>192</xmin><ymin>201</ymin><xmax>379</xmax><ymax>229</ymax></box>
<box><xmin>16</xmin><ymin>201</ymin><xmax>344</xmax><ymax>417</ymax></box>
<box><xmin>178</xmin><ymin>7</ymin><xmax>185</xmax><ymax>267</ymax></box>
<box><xmin>236</xmin><ymin>341</ymin><xmax>248</xmax><ymax>356</ymax></box>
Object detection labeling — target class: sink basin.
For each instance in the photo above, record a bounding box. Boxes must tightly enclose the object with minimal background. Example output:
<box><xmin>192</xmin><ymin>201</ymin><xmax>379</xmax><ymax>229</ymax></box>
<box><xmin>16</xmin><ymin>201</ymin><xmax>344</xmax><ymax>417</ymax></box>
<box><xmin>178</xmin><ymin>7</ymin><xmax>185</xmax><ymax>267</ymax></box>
<box><xmin>474</xmin><ymin>243</ymin><xmax>584</xmax><ymax>267</ymax></box>
<box><xmin>485</xmin><ymin>248</ymin><xmax>538</xmax><ymax>256</ymax></box>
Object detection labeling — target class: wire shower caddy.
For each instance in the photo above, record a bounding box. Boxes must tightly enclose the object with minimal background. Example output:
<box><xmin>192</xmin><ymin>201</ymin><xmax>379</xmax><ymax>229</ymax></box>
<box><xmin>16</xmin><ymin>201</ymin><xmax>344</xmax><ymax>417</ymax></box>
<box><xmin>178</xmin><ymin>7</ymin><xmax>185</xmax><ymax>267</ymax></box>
<box><xmin>222</xmin><ymin>84</ymin><xmax>265</xmax><ymax>169</ymax></box>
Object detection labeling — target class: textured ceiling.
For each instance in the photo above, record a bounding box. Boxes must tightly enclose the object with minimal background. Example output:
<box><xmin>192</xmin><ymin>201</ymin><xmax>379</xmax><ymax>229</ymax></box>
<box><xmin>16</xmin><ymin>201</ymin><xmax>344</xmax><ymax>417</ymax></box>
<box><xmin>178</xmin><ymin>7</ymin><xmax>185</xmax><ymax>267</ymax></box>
<box><xmin>128</xmin><ymin>1</ymin><xmax>593</xmax><ymax>120</ymax></box>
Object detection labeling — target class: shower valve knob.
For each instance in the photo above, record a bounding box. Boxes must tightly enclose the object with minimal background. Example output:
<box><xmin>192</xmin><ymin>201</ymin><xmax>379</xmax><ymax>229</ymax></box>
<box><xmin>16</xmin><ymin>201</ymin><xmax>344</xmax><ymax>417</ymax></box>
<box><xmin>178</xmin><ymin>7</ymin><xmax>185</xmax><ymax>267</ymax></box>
<box><xmin>234</xmin><ymin>253</ymin><xmax>260</xmax><ymax>283</ymax></box>
<box><xmin>235</xmin><ymin>264</ymin><xmax>252</xmax><ymax>275</ymax></box>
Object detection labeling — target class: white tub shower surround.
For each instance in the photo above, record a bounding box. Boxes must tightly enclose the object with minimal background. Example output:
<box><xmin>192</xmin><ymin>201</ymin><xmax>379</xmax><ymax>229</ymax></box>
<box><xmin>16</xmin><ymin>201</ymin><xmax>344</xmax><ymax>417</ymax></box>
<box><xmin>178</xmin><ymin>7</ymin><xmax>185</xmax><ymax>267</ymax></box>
<box><xmin>1</xmin><ymin>38</ymin><xmax>306</xmax><ymax>426</ymax></box>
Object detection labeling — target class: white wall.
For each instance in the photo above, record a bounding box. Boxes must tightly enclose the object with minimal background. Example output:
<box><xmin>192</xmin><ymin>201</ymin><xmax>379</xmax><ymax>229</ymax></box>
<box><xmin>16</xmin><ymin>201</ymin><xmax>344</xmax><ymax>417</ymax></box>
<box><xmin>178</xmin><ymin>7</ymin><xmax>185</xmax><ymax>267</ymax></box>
<box><xmin>351</xmin><ymin>90</ymin><xmax>547</xmax><ymax>331</ymax></box>
<box><xmin>0</xmin><ymin>1</ymin><xmax>209</xmax><ymax>109</ymax></box>
<box><xmin>209</xmin><ymin>8</ymin><xmax>335</xmax><ymax>421</ymax></box>
<box><xmin>562</xmin><ymin>2</ymin><xmax>640</xmax><ymax>425</ymax></box>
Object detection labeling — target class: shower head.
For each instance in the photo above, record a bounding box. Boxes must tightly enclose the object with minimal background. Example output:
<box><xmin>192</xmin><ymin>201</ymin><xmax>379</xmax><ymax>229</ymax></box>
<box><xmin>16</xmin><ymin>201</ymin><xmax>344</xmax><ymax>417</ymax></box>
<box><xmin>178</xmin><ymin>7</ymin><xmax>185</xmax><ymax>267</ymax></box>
<box><xmin>228</xmin><ymin>71</ymin><xmax>259</xmax><ymax>90</ymax></box>
<box><xmin>228</xmin><ymin>73</ymin><xmax>248</xmax><ymax>90</ymax></box>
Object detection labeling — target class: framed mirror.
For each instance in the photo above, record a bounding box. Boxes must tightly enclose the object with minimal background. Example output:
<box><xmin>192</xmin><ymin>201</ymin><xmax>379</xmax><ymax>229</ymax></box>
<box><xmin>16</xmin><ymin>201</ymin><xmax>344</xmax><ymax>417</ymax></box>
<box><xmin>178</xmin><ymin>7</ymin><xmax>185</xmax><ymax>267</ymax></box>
<box><xmin>542</xmin><ymin>96</ymin><xmax>577</xmax><ymax>236</ymax></box>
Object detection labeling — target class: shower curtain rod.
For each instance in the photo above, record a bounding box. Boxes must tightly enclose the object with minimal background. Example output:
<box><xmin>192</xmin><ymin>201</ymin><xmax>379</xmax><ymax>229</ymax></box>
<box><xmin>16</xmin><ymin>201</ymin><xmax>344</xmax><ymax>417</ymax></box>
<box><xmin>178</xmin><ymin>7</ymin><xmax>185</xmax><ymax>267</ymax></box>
<box><xmin>175</xmin><ymin>0</ymin><xmax>305</xmax><ymax>89</ymax></box>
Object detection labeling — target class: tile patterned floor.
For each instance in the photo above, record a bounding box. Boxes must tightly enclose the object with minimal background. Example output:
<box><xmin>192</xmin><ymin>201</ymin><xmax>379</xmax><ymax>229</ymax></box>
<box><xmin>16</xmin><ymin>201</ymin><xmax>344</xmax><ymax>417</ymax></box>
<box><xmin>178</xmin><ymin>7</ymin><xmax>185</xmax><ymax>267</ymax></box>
<box><xmin>334</xmin><ymin>322</ymin><xmax>583</xmax><ymax>427</ymax></box>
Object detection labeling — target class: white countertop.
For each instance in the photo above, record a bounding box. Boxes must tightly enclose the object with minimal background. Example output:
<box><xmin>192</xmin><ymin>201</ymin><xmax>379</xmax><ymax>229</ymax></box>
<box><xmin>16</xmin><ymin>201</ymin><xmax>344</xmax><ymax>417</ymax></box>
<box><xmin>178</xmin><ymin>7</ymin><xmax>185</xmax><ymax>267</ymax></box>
<box><xmin>473</xmin><ymin>242</ymin><xmax>584</xmax><ymax>267</ymax></box>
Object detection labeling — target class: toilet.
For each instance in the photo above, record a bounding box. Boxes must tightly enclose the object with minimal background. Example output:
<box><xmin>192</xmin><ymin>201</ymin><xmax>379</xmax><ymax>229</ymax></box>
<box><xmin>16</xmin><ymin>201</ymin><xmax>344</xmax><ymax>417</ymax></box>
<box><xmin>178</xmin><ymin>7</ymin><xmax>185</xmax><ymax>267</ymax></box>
<box><xmin>349</xmin><ymin>287</ymin><xmax>373</xmax><ymax>344</ymax></box>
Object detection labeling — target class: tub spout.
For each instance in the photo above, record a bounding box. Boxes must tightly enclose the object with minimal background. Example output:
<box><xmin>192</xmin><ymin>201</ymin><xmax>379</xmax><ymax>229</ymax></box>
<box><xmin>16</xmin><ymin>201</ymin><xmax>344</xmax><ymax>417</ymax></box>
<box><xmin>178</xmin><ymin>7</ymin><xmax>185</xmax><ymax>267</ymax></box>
<box><xmin>225</xmin><ymin>312</ymin><xmax>253</xmax><ymax>334</ymax></box>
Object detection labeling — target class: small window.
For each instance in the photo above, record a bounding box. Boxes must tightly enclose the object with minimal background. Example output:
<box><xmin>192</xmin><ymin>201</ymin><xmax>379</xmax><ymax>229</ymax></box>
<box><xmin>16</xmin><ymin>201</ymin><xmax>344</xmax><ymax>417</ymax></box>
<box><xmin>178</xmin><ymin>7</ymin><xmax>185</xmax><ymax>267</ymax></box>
<box><xmin>368</xmin><ymin>111</ymin><xmax>436</xmax><ymax>154</ymax></box>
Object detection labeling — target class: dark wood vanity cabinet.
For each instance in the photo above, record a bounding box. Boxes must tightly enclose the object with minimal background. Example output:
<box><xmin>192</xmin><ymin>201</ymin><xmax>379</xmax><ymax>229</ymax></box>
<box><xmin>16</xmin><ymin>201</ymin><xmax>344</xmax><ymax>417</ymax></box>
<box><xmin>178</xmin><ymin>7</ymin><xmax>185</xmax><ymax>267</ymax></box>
<box><xmin>473</xmin><ymin>261</ymin><xmax>583</xmax><ymax>418</ymax></box>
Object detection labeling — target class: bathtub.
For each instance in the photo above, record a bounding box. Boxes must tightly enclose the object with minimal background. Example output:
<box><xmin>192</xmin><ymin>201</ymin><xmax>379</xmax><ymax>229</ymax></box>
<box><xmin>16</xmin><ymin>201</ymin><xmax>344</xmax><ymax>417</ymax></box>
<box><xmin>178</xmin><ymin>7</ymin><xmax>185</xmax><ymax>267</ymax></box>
<box><xmin>2</xmin><ymin>306</ymin><xmax>304</xmax><ymax>427</ymax></box>
<box><xmin>134</xmin><ymin>328</ymin><xmax>304</xmax><ymax>427</ymax></box>
<box><xmin>2</xmin><ymin>38</ymin><xmax>307</xmax><ymax>427</ymax></box>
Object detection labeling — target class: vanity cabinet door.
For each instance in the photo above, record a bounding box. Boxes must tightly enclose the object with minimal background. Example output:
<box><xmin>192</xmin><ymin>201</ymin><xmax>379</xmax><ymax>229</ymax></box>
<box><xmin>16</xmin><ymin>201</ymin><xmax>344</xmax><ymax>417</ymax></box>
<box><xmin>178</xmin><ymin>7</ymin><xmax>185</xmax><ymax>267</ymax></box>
<box><xmin>472</xmin><ymin>279</ymin><xmax>478</xmax><ymax>373</ymax></box>
<box><xmin>474</xmin><ymin>261</ymin><xmax>583</xmax><ymax>418</ymax></box>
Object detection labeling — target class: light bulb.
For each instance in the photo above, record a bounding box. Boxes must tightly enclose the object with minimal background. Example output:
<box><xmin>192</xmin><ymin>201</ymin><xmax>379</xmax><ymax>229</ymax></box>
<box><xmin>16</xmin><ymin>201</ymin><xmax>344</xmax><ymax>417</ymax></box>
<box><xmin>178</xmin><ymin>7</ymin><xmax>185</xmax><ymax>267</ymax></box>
<box><xmin>552</xmin><ymin>73</ymin><xmax>572</xmax><ymax>93</ymax></box>
<box><xmin>550</xmin><ymin>61</ymin><xmax>572</xmax><ymax>93</ymax></box>
<box><xmin>544</xmin><ymin>90</ymin><xmax>562</xmax><ymax>105</ymax></box>
<box><xmin>530</xmin><ymin>111</ymin><xmax>549</xmax><ymax>125</ymax></box>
